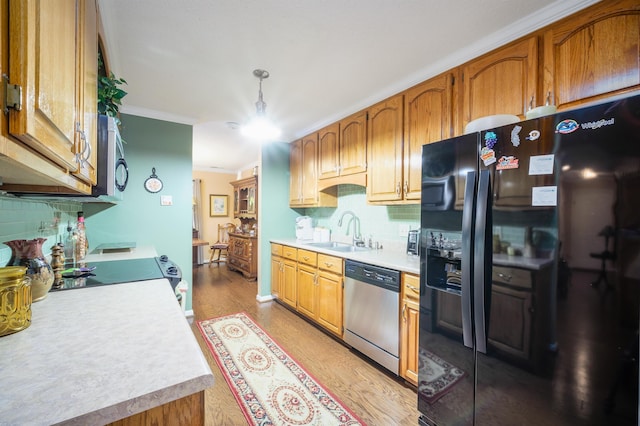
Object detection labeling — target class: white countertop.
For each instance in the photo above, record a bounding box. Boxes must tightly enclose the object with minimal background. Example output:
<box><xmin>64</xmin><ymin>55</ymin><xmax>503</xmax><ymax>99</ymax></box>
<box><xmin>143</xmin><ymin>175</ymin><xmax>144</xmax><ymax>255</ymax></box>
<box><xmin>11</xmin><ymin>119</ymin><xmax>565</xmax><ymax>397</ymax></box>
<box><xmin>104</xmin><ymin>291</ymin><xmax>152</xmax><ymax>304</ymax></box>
<box><xmin>0</xmin><ymin>279</ymin><xmax>214</xmax><ymax>425</ymax></box>
<box><xmin>271</xmin><ymin>240</ymin><xmax>553</xmax><ymax>273</ymax></box>
<box><xmin>271</xmin><ymin>239</ymin><xmax>421</xmax><ymax>275</ymax></box>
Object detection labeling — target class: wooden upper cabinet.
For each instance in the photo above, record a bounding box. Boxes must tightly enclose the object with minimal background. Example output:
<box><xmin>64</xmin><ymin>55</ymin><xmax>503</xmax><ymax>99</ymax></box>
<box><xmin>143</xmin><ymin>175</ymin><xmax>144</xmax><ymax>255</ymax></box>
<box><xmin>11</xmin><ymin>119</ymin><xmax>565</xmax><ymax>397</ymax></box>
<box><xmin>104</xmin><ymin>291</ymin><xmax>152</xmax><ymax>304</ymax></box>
<box><xmin>543</xmin><ymin>0</ymin><xmax>640</xmax><ymax>110</ymax></box>
<box><xmin>75</xmin><ymin>0</ymin><xmax>98</xmax><ymax>185</ymax></box>
<box><xmin>367</xmin><ymin>94</ymin><xmax>404</xmax><ymax>202</ymax></box>
<box><xmin>289</xmin><ymin>134</ymin><xmax>336</xmax><ymax>207</ymax></box>
<box><xmin>403</xmin><ymin>73</ymin><xmax>455</xmax><ymax>201</ymax></box>
<box><xmin>338</xmin><ymin>110</ymin><xmax>367</xmax><ymax>176</ymax></box>
<box><xmin>460</xmin><ymin>36</ymin><xmax>539</xmax><ymax>132</ymax></box>
<box><xmin>8</xmin><ymin>0</ymin><xmax>97</xmax><ymax>186</ymax></box>
<box><xmin>301</xmin><ymin>133</ymin><xmax>319</xmax><ymax>206</ymax></box>
<box><xmin>317</xmin><ymin>122</ymin><xmax>340</xmax><ymax>180</ymax></box>
<box><xmin>289</xmin><ymin>139</ymin><xmax>303</xmax><ymax>205</ymax></box>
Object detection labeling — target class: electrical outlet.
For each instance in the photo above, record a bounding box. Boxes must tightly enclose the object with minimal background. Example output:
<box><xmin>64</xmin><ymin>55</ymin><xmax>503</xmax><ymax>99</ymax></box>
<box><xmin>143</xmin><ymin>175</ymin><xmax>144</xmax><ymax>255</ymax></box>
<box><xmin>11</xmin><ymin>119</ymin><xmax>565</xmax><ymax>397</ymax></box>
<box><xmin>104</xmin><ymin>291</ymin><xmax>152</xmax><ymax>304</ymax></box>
<box><xmin>399</xmin><ymin>224</ymin><xmax>410</xmax><ymax>236</ymax></box>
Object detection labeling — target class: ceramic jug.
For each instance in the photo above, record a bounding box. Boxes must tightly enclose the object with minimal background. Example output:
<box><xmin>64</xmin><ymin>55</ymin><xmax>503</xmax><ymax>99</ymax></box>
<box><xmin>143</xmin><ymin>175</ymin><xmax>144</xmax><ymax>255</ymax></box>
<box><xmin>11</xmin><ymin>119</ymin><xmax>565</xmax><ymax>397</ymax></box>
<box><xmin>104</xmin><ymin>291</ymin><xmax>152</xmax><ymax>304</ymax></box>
<box><xmin>4</xmin><ymin>238</ymin><xmax>55</xmax><ymax>302</ymax></box>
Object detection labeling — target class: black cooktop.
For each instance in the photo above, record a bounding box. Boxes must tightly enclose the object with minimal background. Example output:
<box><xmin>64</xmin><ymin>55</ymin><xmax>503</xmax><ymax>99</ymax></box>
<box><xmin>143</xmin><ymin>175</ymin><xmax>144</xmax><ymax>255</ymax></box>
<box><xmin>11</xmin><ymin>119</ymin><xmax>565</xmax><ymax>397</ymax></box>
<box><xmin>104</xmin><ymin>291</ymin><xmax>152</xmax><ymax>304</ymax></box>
<box><xmin>52</xmin><ymin>256</ymin><xmax>181</xmax><ymax>291</ymax></box>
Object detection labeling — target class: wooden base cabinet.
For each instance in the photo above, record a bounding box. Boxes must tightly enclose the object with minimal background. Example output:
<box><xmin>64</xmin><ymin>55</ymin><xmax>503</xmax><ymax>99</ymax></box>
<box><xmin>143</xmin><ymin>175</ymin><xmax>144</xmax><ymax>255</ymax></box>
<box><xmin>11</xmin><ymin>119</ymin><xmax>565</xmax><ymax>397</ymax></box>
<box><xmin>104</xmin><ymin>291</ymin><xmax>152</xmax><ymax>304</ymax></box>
<box><xmin>228</xmin><ymin>233</ymin><xmax>257</xmax><ymax>280</ymax></box>
<box><xmin>400</xmin><ymin>273</ymin><xmax>420</xmax><ymax>385</ymax></box>
<box><xmin>270</xmin><ymin>246</ymin><xmax>343</xmax><ymax>337</ymax></box>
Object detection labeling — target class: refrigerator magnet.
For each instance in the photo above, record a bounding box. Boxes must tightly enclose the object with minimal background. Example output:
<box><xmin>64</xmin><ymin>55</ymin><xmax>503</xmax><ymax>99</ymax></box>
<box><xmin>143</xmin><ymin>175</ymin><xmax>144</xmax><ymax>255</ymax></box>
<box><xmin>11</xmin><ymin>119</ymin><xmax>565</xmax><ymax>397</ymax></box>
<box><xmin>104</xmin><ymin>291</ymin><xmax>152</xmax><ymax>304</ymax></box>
<box><xmin>496</xmin><ymin>155</ymin><xmax>519</xmax><ymax>170</ymax></box>
<box><xmin>480</xmin><ymin>146</ymin><xmax>496</xmax><ymax>166</ymax></box>
<box><xmin>511</xmin><ymin>125</ymin><xmax>522</xmax><ymax>146</ymax></box>
<box><xmin>484</xmin><ymin>131</ymin><xmax>497</xmax><ymax>149</ymax></box>
<box><xmin>526</xmin><ymin>130</ymin><xmax>540</xmax><ymax>141</ymax></box>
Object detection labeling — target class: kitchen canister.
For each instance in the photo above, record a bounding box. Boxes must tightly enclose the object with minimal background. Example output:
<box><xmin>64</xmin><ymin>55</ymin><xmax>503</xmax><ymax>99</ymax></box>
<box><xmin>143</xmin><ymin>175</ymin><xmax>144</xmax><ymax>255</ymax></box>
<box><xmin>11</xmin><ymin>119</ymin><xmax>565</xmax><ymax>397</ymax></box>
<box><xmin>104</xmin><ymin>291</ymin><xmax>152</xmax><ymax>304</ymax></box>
<box><xmin>0</xmin><ymin>266</ymin><xmax>32</xmax><ymax>337</ymax></box>
<box><xmin>4</xmin><ymin>238</ymin><xmax>55</xmax><ymax>302</ymax></box>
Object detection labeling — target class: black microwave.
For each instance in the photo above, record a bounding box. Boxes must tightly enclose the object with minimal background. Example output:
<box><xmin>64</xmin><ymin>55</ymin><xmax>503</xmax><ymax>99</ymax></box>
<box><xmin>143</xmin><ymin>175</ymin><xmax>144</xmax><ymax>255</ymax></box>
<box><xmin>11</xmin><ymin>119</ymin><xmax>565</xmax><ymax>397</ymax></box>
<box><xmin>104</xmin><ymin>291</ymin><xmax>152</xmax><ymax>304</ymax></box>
<box><xmin>421</xmin><ymin>175</ymin><xmax>455</xmax><ymax>211</ymax></box>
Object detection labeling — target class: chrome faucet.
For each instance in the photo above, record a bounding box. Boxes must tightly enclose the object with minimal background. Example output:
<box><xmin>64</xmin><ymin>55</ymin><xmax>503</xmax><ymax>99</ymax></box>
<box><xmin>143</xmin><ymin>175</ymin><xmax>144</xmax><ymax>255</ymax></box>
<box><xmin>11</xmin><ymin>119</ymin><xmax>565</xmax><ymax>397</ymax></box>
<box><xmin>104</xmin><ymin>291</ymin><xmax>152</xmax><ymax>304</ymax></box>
<box><xmin>338</xmin><ymin>210</ymin><xmax>364</xmax><ymax>246</ymax></box>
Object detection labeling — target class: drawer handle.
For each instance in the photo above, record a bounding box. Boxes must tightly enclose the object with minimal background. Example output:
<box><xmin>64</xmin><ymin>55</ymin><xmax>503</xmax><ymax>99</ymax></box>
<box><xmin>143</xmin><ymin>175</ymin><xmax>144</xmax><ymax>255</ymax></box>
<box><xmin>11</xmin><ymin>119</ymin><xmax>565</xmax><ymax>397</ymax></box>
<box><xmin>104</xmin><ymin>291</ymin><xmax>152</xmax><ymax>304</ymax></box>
<box><xmin>324</xmin><ymin>262</ymin><xmax>333</xmax><ymax>268</ymax></box>
<box><xmin>497</xmin><ymin>273</ymin><xmax>512</xmax><ymax>282</ymax></box>
<box><xmin>407</xmin><ymin>284</ymin><xmax>419</xmax><ymax>294</ymax></box>
<box><xmin>303</xmin><ymin>256</ymin><xmax>309</xmax><ymax>261</ymax></box>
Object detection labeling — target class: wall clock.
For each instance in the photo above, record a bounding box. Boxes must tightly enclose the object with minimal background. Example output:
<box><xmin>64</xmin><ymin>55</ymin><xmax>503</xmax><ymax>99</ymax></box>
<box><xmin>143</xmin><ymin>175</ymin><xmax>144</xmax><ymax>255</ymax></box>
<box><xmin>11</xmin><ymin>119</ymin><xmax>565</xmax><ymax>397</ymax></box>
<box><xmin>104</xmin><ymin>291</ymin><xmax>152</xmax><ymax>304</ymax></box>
<box><xmin>144</xmin><ymin>167</ymin><xmax>163</xmax><ymax>193</ymax></box>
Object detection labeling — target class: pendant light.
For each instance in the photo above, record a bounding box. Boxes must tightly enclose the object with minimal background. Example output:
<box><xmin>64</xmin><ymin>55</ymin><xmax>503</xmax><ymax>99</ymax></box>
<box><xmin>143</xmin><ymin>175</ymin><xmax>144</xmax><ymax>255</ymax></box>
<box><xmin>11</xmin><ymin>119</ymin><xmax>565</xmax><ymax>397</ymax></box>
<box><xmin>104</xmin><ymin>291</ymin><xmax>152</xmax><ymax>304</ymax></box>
<box><xmin>241</xmin><ymin>69</ymin><xmax>281</xmax><ymax>141</ymax></box>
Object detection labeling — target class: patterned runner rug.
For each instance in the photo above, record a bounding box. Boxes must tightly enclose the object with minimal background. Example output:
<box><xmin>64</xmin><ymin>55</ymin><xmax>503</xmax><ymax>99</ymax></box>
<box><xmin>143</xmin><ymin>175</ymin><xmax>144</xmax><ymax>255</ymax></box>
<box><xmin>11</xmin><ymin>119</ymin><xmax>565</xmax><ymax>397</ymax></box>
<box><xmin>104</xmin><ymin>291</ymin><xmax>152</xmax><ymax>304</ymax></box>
<box><xmin>417</xmin><ymin>347</ymin><xmax>466</xmax><ymax>403</ymax></box>
<box><xmin>197</xmin><ymin>312</ymin><xmax>365</xmax><ymax>425</ymax></box>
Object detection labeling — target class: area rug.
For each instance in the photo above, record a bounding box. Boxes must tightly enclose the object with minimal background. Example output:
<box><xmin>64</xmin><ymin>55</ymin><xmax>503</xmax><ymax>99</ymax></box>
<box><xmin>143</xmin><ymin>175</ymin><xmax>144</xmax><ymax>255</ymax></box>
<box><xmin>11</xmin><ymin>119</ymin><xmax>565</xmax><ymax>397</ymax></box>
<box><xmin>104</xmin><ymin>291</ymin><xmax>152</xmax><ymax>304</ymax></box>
<box><xmin>197</xmin><ymin>312</ymin><xmax>365</xmax><ymax>426</ymax></box>
<box><xmin>417</xmin><ymin>347</ymin><xmax>466</xmax><ymax>403</ymax></box>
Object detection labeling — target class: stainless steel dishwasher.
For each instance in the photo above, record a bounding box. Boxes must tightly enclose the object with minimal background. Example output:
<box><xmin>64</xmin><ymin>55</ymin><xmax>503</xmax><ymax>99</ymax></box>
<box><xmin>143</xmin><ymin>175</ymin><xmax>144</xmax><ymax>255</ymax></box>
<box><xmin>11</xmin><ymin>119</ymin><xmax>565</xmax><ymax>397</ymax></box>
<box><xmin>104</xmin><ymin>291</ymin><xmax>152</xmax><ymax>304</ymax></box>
<box><xmin>343</xmin><ymin>259</ymin><xmax>400</xmax><ymax>375</ymax></box>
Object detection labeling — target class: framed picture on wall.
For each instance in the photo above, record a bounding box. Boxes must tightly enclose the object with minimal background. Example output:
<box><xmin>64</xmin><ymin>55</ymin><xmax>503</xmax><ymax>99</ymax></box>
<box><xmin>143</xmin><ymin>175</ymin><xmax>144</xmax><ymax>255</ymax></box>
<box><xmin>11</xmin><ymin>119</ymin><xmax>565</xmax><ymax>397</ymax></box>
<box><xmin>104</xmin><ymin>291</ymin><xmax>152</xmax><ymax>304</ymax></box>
<box><xmin>209</xmin><ymin>194</ymin><xmax>228</xmax><ymax>217</ymax></box>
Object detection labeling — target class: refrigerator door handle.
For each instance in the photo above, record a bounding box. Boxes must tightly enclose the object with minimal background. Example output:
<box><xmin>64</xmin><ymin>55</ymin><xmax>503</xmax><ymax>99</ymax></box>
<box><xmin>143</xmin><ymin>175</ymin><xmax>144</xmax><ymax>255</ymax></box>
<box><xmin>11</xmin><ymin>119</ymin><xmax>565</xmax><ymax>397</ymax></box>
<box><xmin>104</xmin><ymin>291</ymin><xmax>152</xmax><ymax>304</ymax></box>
<box><xmin>461</xmin><ymin>170</ymin><xmax>476</xmax><ymax>349</ymax></box>
<box><xmin>473</xmin><ymin>169</ymin><xmax>492</xmax><ymax>354</ymax></box>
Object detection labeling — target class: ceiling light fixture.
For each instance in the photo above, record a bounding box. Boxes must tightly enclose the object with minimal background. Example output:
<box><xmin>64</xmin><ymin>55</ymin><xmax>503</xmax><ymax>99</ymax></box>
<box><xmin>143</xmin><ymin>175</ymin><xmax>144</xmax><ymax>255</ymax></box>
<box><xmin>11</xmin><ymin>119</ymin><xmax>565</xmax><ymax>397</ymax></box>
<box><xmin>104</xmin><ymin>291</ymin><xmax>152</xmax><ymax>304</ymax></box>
<box><xmin>241</xmin><ymin>69</ymin><xmax>281</xmax><ymax>142</ymax></box>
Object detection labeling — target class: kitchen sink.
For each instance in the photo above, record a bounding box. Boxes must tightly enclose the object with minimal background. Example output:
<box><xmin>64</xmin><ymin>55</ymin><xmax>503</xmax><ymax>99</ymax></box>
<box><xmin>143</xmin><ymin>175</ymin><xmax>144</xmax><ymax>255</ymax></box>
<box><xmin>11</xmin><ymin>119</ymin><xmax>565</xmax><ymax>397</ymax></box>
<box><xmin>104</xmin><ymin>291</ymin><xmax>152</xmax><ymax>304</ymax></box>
<box><xmin>306</xmin><ymin>242</ymin><xmax>371</xmax><ymax>253</ymax></box>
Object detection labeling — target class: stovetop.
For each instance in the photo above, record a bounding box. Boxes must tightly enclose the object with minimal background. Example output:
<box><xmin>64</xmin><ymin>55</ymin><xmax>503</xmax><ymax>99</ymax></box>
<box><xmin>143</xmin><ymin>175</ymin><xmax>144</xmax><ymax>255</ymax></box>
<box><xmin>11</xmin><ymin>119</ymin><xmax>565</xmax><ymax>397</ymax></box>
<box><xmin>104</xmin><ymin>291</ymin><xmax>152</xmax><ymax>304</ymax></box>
<box><xmin>52</xmin><ymin>255</ymin><xmax>181</xmax><ymax>291</ymax></box>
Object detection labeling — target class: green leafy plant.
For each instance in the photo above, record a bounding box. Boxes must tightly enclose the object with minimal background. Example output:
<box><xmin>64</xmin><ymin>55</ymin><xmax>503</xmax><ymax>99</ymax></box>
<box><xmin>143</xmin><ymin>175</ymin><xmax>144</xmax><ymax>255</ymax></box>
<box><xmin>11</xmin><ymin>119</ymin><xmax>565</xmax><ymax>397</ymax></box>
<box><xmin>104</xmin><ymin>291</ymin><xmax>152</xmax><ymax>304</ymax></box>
<box><xmin>98</xmin><ymin>72</ymin><xmax>128</xmax><ymax>122</ymax></box>
<box><xmin>97</xmin><ymin>51</ymin><xmax>128</xmax><ymax>125</ymax></box>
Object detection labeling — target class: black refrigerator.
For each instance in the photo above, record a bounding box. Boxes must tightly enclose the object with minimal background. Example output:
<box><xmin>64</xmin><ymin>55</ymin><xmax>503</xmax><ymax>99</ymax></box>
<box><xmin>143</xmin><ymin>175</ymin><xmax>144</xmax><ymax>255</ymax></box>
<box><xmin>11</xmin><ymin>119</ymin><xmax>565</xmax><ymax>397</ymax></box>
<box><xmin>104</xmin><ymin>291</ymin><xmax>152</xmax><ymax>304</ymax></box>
<box><xmin>418</xmin><ymin>94</ymin><xmax>640</xmax><ymax>425</ymax></box>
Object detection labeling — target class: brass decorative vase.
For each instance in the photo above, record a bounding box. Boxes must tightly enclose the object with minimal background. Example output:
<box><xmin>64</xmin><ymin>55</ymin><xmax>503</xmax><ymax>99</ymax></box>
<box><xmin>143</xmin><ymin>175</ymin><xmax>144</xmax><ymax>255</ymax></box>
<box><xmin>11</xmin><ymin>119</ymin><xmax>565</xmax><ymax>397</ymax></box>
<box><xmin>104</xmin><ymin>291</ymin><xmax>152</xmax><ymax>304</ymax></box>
<box><xmin>4</xmin><ymin>238</ymin><xmax>55</xmax><ymax>302</ymax></box>
<box><xmin>0</xmin><ymin>266</ymin><xmax>31</xmax><ymax>337</ymax></box>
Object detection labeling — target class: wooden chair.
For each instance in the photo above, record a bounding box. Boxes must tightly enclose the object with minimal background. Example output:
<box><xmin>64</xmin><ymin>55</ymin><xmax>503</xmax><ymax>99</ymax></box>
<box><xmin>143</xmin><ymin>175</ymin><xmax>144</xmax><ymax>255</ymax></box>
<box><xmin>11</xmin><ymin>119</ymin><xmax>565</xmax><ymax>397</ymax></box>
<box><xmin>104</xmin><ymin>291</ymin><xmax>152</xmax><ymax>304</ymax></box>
<box><xmin>209</xmin><ymin>223</ymin><xmax>236</xmax><ymax>266</ymax></box>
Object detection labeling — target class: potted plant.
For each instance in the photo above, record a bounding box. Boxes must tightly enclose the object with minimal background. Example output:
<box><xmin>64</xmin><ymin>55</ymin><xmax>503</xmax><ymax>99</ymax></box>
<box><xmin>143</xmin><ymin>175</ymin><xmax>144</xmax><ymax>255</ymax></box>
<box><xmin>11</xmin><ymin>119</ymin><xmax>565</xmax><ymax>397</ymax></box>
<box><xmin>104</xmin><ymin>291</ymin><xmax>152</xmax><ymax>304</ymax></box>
<box><xmin>97</xmin><ymin>52</ymin><xmax>128</xmax><ymax>126</ymax></box>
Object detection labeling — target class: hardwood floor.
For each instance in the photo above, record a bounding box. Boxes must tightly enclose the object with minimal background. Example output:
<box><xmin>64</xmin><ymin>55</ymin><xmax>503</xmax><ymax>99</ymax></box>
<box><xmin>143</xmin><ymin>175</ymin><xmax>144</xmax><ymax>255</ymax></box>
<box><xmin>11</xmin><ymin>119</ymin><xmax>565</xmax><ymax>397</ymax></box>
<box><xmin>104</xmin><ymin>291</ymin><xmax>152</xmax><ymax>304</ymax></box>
<box><xmin>190</xmin><ymin>263</ymin><xmax>420</xmax><ymax>425</ymax></box>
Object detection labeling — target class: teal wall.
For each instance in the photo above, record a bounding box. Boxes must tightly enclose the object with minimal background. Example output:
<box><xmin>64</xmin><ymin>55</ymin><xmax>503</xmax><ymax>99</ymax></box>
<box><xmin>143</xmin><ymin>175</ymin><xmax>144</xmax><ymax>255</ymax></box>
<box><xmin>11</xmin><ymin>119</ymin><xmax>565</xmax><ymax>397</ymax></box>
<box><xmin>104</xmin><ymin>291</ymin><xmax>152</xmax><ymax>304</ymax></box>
<box><xmin>84</xmin><ymin>114</ymin><xmax>194</xmax><ymax>310</ymax></box>
<box><xmin>257</xmin><ymin>142</ymin><xmax>299</xmax><ymax>297</ymax></box>
<box><xmin>0</xmin><ymin>197</ymin><xmax>81</xmax><ymax>266</ymax></box>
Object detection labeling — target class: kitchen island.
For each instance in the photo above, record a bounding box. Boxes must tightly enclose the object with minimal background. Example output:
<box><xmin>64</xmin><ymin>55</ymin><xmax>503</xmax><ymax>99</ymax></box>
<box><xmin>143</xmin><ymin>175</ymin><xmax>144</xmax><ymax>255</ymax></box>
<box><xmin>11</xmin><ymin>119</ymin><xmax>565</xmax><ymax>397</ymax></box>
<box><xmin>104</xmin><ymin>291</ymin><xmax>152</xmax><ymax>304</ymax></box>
<box><xmin>0</xmin><ymin>278</ymin><xmax>214</xmax><ymax>425</ymax></box>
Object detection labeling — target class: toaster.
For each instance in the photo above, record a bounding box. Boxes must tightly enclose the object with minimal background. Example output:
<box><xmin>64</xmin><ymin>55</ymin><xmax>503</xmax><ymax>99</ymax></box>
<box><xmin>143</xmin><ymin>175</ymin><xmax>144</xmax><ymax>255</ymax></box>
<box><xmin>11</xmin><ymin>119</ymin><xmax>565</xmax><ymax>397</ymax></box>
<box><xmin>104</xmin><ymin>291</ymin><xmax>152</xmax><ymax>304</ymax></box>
<box><xmin>407</xmin><ymin>229</ymin><xmax>420</xmax><ymax>256</ymax></box>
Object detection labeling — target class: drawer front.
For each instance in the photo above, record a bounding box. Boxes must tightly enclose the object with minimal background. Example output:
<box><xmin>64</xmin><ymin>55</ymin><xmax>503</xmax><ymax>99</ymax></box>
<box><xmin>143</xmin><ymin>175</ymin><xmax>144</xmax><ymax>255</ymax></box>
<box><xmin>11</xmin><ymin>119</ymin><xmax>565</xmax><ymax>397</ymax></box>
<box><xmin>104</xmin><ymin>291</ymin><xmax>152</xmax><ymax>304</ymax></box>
<box><xmin>492</xmin><ymin>266</ymin><xmax>532</xmax><ymax>289</ymax></box>
<box><xmin>403</xmin><ymin>273</ymin><xmax>420</xmax><ymax>303</ymax></box>
<box><xmin>317</xmin><ymin>254</ymin><xmax>342</xmax><ymax>274</ymax></box>
<box><xmin>282</xmin><ymin>246</ymin><xmax>297</xmax><ymax>260</ymax></box>
<box><xmin>297</xmin><ymin>249</ymin><xmax>318</xmax><ymax>267</ymax></box>
<box><xmin>271</xmin><ymin>243</ymin><xmax>282</xmax><ymax>257</ymax></box>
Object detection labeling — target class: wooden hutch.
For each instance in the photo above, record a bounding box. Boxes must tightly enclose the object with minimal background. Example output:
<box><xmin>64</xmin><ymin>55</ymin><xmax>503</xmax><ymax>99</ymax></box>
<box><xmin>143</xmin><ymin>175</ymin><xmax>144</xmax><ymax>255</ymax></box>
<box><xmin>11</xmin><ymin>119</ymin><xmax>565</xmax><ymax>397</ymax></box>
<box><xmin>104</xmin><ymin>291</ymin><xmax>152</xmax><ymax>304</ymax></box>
<box><xmin>228</xmin><ymin>176</ymin><xmax>258</xmax><ymax>280</ymax></box>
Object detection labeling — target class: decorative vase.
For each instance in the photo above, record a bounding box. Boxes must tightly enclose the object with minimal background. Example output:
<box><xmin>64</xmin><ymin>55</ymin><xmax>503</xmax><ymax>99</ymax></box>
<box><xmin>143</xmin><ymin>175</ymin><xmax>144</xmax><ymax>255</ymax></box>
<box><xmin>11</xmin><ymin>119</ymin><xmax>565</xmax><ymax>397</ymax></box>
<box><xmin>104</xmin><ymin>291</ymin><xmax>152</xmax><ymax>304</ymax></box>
<box><xmin>4</xmin><ymin>238</ymin><xmax>55</xmax><ymax>302</ymax></box>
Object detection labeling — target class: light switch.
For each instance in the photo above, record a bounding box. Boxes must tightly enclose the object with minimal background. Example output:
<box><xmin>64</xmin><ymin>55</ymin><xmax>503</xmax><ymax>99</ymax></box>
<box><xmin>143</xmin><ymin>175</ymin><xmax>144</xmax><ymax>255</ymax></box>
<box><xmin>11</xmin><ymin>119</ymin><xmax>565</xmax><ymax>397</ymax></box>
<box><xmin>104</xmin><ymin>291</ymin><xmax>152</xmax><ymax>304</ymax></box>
<box><xmin>160</xmin><ymin>195</ymin><xmax>173</xmax><ymax>206</ymax></box>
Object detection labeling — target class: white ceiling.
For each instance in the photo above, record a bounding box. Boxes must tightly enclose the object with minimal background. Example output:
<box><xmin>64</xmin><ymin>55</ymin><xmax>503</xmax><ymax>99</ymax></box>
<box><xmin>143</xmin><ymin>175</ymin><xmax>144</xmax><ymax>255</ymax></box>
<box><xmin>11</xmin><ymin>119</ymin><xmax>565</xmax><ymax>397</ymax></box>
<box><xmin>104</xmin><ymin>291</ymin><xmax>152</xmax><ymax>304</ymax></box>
<box><xmin>98</xmin><ymin>0</ymin><xmax>599</xmax><ymax>174</ymax></box>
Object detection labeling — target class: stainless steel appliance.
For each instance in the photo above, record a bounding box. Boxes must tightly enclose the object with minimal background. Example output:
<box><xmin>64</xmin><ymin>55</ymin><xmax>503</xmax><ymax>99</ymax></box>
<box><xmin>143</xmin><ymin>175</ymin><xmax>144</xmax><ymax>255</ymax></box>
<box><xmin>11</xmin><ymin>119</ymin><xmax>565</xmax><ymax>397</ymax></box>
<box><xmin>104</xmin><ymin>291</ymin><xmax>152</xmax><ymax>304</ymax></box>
<box><xmin>407</xmin><ymin>229</ymin><xmax>420</xmax><ymax>256</ymax></box>
<box><xmin>51</xmin><ymin>255</ymin><xmax>182</xmax><ymax>291</ymax></box>
<box><xmin>343</xmin><ymin>259</ymin><xmax>400</xmax><ymax>374</ymax></box>
<box><xmin>418</xmin><ymin>94</ymin><xmax>640</xmax><ymax>425</ymax></box>
<box><xmin>92</xmin><ymin>115</ymin><xmax>129</xmax><ymax>200</ymax></box>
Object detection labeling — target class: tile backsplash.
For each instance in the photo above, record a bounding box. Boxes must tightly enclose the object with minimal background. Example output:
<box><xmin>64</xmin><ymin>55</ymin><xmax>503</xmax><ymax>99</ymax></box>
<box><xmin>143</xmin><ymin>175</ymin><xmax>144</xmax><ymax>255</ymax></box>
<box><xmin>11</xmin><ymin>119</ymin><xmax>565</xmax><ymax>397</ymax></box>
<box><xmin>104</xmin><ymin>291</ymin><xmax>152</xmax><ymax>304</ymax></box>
<box><xmin>0</xmin><ymin>195</ymin><xmax>81</xmax><ymax>266</ymax></box>
<box><xmin>304</xmin><ymin>185</ymin><xmax>420</xmax><ymax>252</ymax></box>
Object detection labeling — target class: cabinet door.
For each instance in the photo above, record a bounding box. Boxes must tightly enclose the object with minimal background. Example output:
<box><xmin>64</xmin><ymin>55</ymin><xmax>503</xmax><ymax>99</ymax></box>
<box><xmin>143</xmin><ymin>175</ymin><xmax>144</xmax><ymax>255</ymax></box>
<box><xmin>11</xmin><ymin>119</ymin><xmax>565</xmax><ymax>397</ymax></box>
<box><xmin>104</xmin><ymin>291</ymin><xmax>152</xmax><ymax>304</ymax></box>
<box><xmin>401</xmin><ymin>300</ymin><xmax>420</xmax><ymax>385</ymax></box>
<box><xmin>9</xmin><ymin>0</ymin><xmax>81</xmax><ymax>173</ymax></box>
<box><xmin>339</xmin><ymin>110</ymin><xmax>367</xmax><ymax>176</ymax></box>
<box><xmin>543</xmin><ymin>0</ymin><xmax>640</xmax><ymax>110</ymax></box>
<box><xmin>281</xmin><ymin>259</ymin><xmax>297</xmax><ymax>308</ymax></box>
<box><xmin>75</xmin><ymin>0</ymin><xmax>98</xmax><ymax>185</ymax></box>
<box><xmin>404</xmin><ymin>73</ymin><xmax>454</xmax><ymax>201</ymax></box>
<box><xmin>318</xmin><ymin>122</ymin><xmax>340</xmax><ymax>180</ymax></box>
<box><xmin>461</xmin><ymin>36</ymin><xmax>539</xmax><ymax>131</ymax></box>
<box><xmin>289</xmin><ymin>139</ymin><xmax>302</xmax><ymax>205</ymax></box>
<box><xmin>367</xmin><ymin>94</ymin><xmax>404</xmax><ymax>202</ymax></box>
<box><xmin>296</xmin><ymin>264</ymin><xmax>316</xmax><ymax>319</ymax></box>
<box><xmin>487</xmin><ymin>284</ymin><xmax>533</xmax><ymax>361</ymax></box>
<box><xmin>316</xmin><ymin>271</ymin><xmax>343</xmax><ymax>337</ymax></box>
<box><xmin>270</xmin><ymin>256</ymin><xmax>281</xmax><ymax>299</ymax></box>
<box><xmin>300</xmin><ymin>133</ymin><xmax>318</xmax><ymax>205</ymax></box>
<box><xmin>401</xmin><ymin>273</ymin><xmax>421</xmax><ymax>385</ymax></box>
